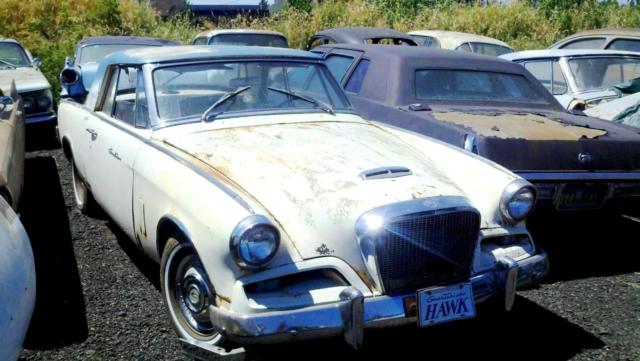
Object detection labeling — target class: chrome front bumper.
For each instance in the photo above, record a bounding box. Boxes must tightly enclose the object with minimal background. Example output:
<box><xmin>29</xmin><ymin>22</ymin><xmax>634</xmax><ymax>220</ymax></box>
<box><xmin>209</xmin><ymin>252</ymin><xmax>549</xmax><ymax>348</ymax></box>
<box><xmin>25</xmin><ymin>112</ymin><xmax>56</xmax><ymax>124</ymax></box>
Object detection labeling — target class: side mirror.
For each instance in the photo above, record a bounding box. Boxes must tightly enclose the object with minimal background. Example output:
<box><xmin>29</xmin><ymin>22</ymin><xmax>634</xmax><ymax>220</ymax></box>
<box><xmin>32</xmin><ymin>57</ymin><xmax>42</xmax><ymax>68</ymax></box>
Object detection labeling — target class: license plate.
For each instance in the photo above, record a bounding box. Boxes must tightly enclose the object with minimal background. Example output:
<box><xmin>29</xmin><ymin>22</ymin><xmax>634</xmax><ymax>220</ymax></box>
<box><xmin>417</xmin><ymin>283</ymin><xmax>475</xmax><ymax>327</ymax></box>
<box><xmin>557</xmin><ymin>183</ymin><xmax>607</xmax><ymax>210</ymax></box>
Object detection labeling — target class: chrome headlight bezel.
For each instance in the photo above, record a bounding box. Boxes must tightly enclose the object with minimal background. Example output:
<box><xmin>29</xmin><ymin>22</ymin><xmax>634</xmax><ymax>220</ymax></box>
<box><xmin>229</xmin><ymin>215</ymin><xmax>280</xmax><ymax>270</ymax></box>
<box><xmin>20</xmin><ymin>88</ymin><xmax>53</xmax><ymax>114</ymax></box>
<box><xmin>500</xmin><ymin>179</ymin><xmax>537</xmax><ymax>223</ymax></box>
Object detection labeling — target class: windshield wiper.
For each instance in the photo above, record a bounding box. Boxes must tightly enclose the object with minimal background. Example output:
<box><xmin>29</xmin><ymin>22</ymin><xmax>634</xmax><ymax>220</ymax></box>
<box><xmin>201</xmin><ymin>86</ymin><xmax>251</xmax><ymax>122</ymax></box>
<box><xmin>0</xmin><ymin>59</ymin><xmax>16</xmax><ymax>69</ymax></box>
<box><xmin>267</xmin><ymin>87</ymin><xmax>335</xmax><ymax>115</ymax></box>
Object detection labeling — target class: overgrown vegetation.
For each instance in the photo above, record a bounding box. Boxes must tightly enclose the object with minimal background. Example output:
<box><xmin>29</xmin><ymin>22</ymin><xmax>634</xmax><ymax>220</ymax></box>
<box><xmin>0</xmin><ymin>0</ymin><xmax>638</xmax><ymax>97</ymax></box>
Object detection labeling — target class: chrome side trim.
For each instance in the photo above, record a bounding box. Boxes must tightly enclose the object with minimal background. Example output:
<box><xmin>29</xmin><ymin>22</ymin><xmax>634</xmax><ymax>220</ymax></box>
<box><xmin>519</xmin><ymin>171</ymin><xmax>640</xmax><ymax>181</ymax></box>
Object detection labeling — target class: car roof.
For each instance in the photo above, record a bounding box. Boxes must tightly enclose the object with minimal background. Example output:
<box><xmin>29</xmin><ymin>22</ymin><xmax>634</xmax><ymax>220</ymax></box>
<box><xmin>0</xmin><ymin>39</ymin><xmax>21</xmax><ymax>45</ymax></box>
<box><xmin>312</xmin><ymin>27</ymin><xmax>417</xmax><ymax>45</ymax></box>
<box><xmin>501</xmin><ymin>48</ymin><xmax>640</xmax><ymax>61</ymax></box>
<box><xmin>77</xmin><ymin>36</ymin><xmax>180</xmax><ymax>47</ymax></box>
<box><xmin>320</xmin><ymin>43</ymin><xmax>523</xmax><ymax>72</ymax></box>
<box><xmin>102</xmin><ymin>45</ymin><xmax>319</xmax><ymax>65</ymax></box>
<box><xmin>408</xmin><ymin>30</ymin><xmax>512</xmax><ymax>49</ymax></box>
<box><xmin>562</xmin><ymin>28</ymin><xmax>640</xmax><ymax>38</ymax></box>
<box><xmin>194</xmin><ymin>29</ymin><xmax>286</xmax><ymax>39</ymax></box>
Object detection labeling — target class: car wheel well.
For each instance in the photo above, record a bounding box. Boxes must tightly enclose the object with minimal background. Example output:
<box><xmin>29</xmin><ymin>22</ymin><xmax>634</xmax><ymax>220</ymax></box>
<box><xmin>62</xmin><ymin>137</ymin><xmax>72</xmax><ymax>161</ymax></box>
<box><xmin>156</xmin><ymin>217</ymin><xmax>190</xmax><ymax>258</ymax></box>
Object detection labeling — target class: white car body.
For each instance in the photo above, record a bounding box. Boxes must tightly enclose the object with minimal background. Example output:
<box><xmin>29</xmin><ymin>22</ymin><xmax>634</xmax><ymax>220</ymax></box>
<box><xmin>0</xmin><ymin>196</ymin><xmax>35</xmax><ymax>361</ymax></box>
<box><xmin>408</xmin><ymin>30</ymin><xmax>513</xmax><ymax>56</ymax></box>
<box><xmin>58</xmin><ymin>46</ymin><xmax>547</xmax><ymax>349</ymax></box>
<box><xmin>502</xmin><ymin>49</ymin><xmax>640</xmax><ymax>110</ymax></box>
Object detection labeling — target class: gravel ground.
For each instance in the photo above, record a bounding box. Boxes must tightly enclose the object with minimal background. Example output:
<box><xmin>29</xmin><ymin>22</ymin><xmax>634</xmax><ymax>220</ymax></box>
<box><xmin>18</xmin><ymin>135</ymin><xmax>640</xmax><ymax>361</ymax></box>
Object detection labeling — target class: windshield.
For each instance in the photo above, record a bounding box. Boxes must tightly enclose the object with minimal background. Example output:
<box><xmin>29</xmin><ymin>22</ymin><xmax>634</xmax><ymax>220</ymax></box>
<box><xmin>0</xmin><ymin>42</ymin><xmax>30</xmax><ymax>67</ymax></box>
<box><xmin>415</xmin><ymin>69</ymin><xmax>550</xmax><ymax>105</ymax></box>
<box><xmin>470</xmin><ymin>42</ymin><xmax>513</xmax><ymax>56</ymax></box>
<box><xmin>78</xmin><ymin>44</ymin><xmax>157</xmax><ymax>64</ymax></box>
<box><xmin>153</xmin><ymin>61</ymin><xmax>354</xmax><ymax>122</ymax></box>
<box><xmin>209</xmin><ymin>34</ymin><xmax>288</xmax><ymax>48</ymax></box>
<box><xmin>568</xmin><ymin>56</ymin><xmax>640</xmax><ymax>92</ymax></box>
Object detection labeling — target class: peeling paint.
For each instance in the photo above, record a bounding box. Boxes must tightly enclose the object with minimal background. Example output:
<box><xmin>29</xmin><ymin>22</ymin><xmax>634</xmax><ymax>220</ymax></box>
<box><xmin>433</xmin><ymin>111</ymin><xmax>607</xmax><ymax>140</ymax></box>
<box><xmin>315</xmin><ymin>244</ymin><xmax>335</xmax><ymax>256</ymax></box>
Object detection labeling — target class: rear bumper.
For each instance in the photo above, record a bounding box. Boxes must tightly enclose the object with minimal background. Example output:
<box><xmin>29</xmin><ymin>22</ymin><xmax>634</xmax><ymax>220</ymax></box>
<box><xmin>209</xmin><ymin>252</ymin><xmax>549</xmax><ymax>347</ymax></box>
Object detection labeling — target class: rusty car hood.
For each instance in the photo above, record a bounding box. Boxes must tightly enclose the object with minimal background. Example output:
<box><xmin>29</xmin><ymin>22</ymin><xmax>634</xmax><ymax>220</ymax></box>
<box><xmin>0</xmin><ymin>67</ymin><xmax>50</xmax><ymax>93</ymax></box>
<box><xmin>425</xmin><ymin>106</ymin><xmax>640</xmax><ymax>172</ymax></box>
<box><xmin>161</xmin><ymin>120</ymin><xmax>476</xmax><ymax>261</ymax></box>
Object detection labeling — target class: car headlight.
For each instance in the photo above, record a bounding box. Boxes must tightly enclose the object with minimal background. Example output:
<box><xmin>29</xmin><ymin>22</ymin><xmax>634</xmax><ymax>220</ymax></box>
<box><xmin>230</xmin><ymin>215</ymin><xmax>280</xmax><ymax>269</ymax></box>
<box><xmin>500</xmin><ymin>179</ymin><xmax>537</xmax><ymax>223</ymax></box>
<box><xmin>20</xmin><ymin>88</ymin><xmax>53</xmax><ymax>114</ymax></box>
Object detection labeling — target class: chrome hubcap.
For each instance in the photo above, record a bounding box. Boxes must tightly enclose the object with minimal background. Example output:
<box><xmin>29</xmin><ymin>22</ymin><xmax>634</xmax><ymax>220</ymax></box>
<box><xmin>173</xmin><ymin>256</ymin><xmax>216</xmax><ymax>336</ymax></box>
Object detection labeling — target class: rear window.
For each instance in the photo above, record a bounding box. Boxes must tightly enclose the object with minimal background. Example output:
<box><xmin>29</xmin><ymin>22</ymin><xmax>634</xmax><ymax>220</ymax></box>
<box><xmin>607</xmin><ymin>39</ymin><xmax>640</xmax><ymax>52</ymax></box>
<box><xmin>415</xmin><ymin>69</ymin><xmax>550</xmax><ymax>104</ymax></box>
<box><xmin>561</xmin><ymin>38</ymin><xmax>606</xmax><ymax>50</ymax></box>
<box><xmin>469</xmin><ymin>42</ymin><xmax>513</xmax><ymax>56</ymax></box>
<box><xmin>208</xmin><ymin>34</ymin><xmax>288</xmax><ymax>48</ymax></box>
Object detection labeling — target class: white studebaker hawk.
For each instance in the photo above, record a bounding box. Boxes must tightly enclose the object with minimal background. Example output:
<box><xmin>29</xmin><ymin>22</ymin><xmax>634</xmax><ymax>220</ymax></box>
<box><xmin>58</xmin><ymin>46</ymin><xmax>548</xmax><ymax>351</ymax></box>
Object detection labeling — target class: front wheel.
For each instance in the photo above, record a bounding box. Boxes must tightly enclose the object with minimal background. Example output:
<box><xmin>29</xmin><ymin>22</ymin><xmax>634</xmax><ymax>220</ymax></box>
<box><xmin>160</xmin><ymin>237</ymin><xmax>224</xmax><ymax>345</ymax></box>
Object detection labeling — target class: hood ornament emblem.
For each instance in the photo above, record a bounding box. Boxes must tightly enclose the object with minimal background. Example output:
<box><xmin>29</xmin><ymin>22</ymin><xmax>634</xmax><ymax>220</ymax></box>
<box><xmin>578</xmin><ymin>153</ymin><xmax>593</xmax><ymax>167</ymax></box>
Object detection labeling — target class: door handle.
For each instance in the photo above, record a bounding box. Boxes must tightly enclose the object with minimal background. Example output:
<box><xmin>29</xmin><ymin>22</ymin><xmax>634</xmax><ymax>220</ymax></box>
<box><xmin>85</xmin><ymin>128</ymin><xmax>98</xmax><ymax>141</ymax></box>
<box><xmin>108</xmin><ymin>148</ymin><xmax>121</xmax><ymax>161</ymax></box>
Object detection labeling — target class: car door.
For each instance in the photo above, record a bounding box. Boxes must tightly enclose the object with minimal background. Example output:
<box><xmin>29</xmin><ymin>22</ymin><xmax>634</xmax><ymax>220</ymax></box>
<box><xmin>85</xmin><ymin>65</ymin><xmax>151</xmax><ymax>239</ymax></box>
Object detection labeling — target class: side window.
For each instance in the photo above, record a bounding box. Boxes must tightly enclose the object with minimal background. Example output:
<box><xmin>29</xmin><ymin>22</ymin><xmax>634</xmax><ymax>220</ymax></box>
<box><xmin>345</xmin><ymin>59</ymin><xmax>370</xmax><ymax>94</ymax></box>
<box><xmin>561</xmin><ymin>38</ymin><xmax>606</xmax><ymax>49</ymax></box>
<box><xmin>102</xmin><ymin>66</ymin><xmax>147</xmax><ymax>127</ymax></box>
<box><xmin>607</xmin><ymin>39</ymin><xmax>640</xmax><ymax>52</ymax></box>
<box><xmin>307</xmin><ymin>37</ymin><xmax>335</xmax><ymax>50</ymax></box>
<box><xmin>324</xmin><ymin>54</ymin><xmax>355</xmax><ymax>82</ymax></box>
<box><xmin>456</xmin><ymin>43</ymin><xmax>473</xmax><ymax>53</ymax></box>
<box><xmin>193</xmin><ymin>37</ymin><xmax>208</xmax><ymax>45</ymax></box>
<box><xmin>523</xmin><ymin>60</ymin><xmax>568</xmax><ymax>95</ymax></box>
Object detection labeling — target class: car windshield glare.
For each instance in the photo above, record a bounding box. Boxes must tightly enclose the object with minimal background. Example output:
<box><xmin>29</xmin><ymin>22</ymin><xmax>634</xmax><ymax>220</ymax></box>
<box><xmin>0</xmin><ymin>42</ymin><xmax>31</xmax><ymax>67</ymax></box>
<box><xmin>79</xmin><ymin>44</ymin><xmax>154</xmax><ymax>64</ymax></box>
<box><xmin>152</xmin><ymin>60</ymin><xmax>353</xmax><ymax>123</ymax></box>
<box><xmin>415</xmin><ymin>69</ymin><xmax>549</xmax><ymax>105</ymax></box>
<box><xmin>209</xmin><ymin>34</ymin><xmax>288</xmax><ymax>48</ymax></box>
<box><xmin>568</xmin><ymin>56</ymin><xmax>640</xmax><ymax>92</ymax></box>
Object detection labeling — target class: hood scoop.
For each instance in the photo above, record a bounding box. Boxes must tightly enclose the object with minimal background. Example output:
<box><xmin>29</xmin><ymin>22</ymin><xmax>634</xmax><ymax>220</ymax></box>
<box><xmin>360</xmin><ymin>166</ymin><xmax>412</xmax><ymax>180</ymax></box>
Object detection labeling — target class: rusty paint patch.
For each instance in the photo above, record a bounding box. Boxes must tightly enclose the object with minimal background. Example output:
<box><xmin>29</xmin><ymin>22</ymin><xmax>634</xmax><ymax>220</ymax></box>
<box><xmin>315</xmin><ymin>244</ymin><xmax>335</xmax><ymax>256</ymax></box>
<box><xmin>433</xmin><ymin>111</ymin><xmax>606</xmax><ymax>140</ymax></box>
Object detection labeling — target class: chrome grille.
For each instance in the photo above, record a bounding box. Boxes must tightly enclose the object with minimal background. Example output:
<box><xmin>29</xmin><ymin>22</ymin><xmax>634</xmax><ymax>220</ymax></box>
<box><xmin>365</xmin><ymin>208</ymin><xmax>480</xmax><ymax>295</ymax></box>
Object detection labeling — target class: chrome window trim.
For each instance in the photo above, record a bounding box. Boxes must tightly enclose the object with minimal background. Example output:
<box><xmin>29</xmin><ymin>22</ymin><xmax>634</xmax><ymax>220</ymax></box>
<box><xmin>519</xmin><ymin>171</ymin><xmax>640</xmax><ymax>181</ymax></box>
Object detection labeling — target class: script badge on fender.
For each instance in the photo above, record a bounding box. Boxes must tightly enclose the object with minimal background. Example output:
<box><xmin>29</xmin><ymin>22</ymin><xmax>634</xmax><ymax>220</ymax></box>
<box><xmin>417</xmin><ymin>283</ymin><xmax>476</xmax><ymax>327</ymax></box>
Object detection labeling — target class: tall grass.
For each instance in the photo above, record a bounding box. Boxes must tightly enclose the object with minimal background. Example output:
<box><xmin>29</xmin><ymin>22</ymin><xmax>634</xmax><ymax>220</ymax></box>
<box><xmin>0</xmin><ymin>0</ymin><xmax>638</xmax><ymax>97</ymax></box>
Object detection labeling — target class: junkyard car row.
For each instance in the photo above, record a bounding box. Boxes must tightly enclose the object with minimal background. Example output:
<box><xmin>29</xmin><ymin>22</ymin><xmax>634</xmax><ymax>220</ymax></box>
<box><xmin>2</xmin><ymin>25</ymin><xmax>640</xmax><ymax>359</ymax></box>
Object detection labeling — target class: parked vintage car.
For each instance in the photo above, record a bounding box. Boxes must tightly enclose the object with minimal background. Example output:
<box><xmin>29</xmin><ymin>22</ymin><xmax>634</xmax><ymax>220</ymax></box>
<box><xmin>585</xmin><ymin>92</ymin><xmax>640</xmax><ymax>128</ymax></box>
<box><xmin>60</xmin><ymin>36</ymin><xmax>179</xmax><ymax>100</ymax></box>
<box><xmin>0</xmin><ymin>195</ymin><xmax>35</xmax><ymax>361</ymax></box>
<box><xmin>315</xmin><ymin>44</ymin><xmax>640</xmax><ymax>214</ymax></box>
<box><xmin>306</xmin><ymin>27</ymin><xmax>417</xmax><ymax>50</ymax></box>
<box><xmin>550</xmin><ymin>28</ymin><xmax>640</xmax><ymax>53</ymax></box>
<box><xmin>192</xmin><ymin>29</ymin><xmax>288</xmax><ymax>48</ymax></box>
<box><xmin>501</xmin><ymin>49</ymin><xmax>640</xmax><ymax>110</ymax></box>
<box><xmin>58</xmin><ymin>45</ymin><xmax>548</xmax><ymax>351</ymax></box>
<box><xmin>408</xmin><ymin>30</ymin><xmax>513</xmax><ymax>56</ymax></box>
<box><xmin>0</xmin><ymin>82</ymin><xmax>25</xmax><ymax>209</ymax></box>
<box><xmin>0</xmin><ymin>39</ymin><xmax>55</xmax><ymax>125</ymax></box>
